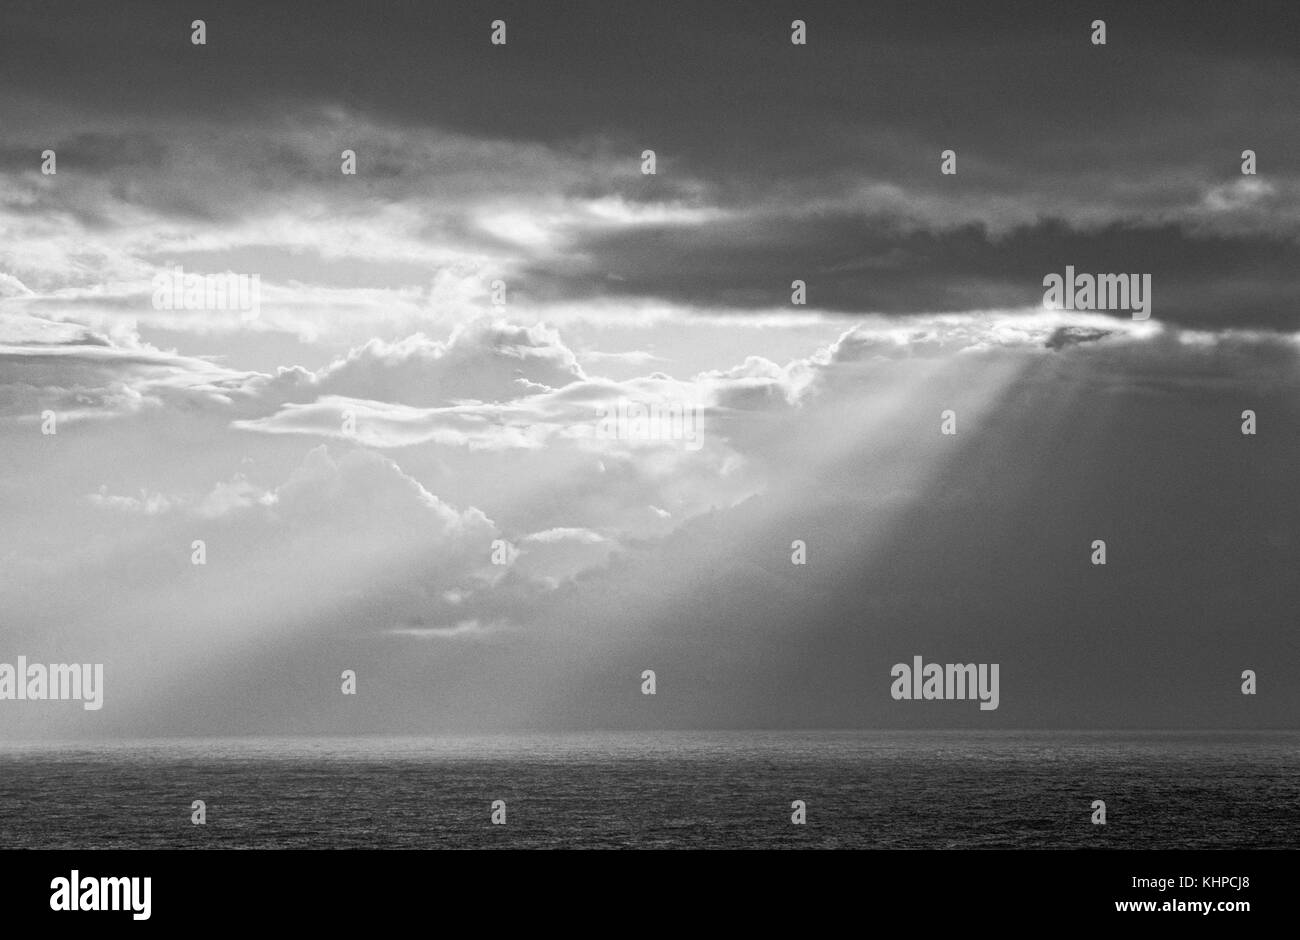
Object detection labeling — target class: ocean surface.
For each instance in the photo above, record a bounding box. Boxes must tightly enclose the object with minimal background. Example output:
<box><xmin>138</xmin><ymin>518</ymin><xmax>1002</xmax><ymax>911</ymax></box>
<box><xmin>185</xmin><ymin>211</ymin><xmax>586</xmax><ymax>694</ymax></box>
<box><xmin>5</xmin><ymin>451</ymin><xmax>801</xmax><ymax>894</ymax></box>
<box><xmin>1</xmin><ymin>731</ymin><xmax>1296</xmax><ymax>849</ymax></box>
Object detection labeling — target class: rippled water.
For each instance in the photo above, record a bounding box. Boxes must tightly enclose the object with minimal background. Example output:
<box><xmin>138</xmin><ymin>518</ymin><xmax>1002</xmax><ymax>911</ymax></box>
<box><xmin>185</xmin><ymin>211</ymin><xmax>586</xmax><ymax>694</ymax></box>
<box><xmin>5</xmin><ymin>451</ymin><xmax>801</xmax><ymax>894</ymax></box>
<box><xmin>1</xmin><ymin>731</ymin><xmax>1296</xmax><ymax>848</ymax></box>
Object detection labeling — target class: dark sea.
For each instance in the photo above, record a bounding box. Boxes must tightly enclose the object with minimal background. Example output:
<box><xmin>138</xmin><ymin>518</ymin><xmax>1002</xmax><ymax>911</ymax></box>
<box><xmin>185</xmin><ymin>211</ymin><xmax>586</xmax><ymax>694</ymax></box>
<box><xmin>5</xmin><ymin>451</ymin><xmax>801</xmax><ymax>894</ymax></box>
<box><xmin>1</xmin><ymin>731</ymin><xmax>1296</xmax><ymax>849</ymax></box>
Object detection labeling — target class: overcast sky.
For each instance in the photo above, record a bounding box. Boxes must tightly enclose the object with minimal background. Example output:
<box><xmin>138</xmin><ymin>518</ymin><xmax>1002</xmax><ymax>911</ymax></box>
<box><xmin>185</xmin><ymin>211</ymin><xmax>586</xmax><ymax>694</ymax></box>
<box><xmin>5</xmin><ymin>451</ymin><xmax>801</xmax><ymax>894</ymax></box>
<box><xmin>1</xmin><ymin>0</ymin><xmax>1297</xmax><ymax>737</ymax></box>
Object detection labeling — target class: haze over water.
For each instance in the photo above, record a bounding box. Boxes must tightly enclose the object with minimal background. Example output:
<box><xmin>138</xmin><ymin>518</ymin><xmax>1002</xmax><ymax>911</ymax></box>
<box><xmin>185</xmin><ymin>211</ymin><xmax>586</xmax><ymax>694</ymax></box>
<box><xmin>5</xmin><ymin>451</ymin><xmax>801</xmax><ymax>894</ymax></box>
<box><xmin>2</xmin><ymin>731</ymin><xmax>1296</xmax><ymax>849</ymax></box>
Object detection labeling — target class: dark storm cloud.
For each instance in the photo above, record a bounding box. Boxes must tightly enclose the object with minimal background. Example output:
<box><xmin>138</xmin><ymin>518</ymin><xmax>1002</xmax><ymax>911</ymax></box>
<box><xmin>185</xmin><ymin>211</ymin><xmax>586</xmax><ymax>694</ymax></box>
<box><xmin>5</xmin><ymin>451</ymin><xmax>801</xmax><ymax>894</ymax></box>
<box><xmin>2</xmin><ymin>0</ymin><xmax>1298</xmax><ymax>326</ymax></box>
<box><xmin>5</xmin><ymin>1</ymin><xmax>1298</xmax><ymax>158</ymax></box>
<box><xmin>523</xmin><ymin>217</ymin><xmax>1300</xmax><ymax>328</ymax></box>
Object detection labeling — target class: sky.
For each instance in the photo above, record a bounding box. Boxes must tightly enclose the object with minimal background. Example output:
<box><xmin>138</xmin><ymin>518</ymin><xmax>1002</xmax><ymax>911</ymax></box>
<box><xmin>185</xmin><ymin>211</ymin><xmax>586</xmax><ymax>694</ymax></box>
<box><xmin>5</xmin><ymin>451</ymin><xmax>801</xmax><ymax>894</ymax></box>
<box><xmin>0</xmin><ymin>0</ymin><xmax>1297</xmax><ymax>737</ymax></box>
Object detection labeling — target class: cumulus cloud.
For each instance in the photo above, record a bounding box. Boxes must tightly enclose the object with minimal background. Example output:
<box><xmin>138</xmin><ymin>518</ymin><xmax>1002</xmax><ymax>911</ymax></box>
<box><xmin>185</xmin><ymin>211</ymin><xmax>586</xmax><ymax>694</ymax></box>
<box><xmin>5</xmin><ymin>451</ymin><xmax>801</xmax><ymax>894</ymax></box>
<box><xmin>305</xmin><ymin>318</ymin><xmax>587</xmax><ymax>406</ymax></box>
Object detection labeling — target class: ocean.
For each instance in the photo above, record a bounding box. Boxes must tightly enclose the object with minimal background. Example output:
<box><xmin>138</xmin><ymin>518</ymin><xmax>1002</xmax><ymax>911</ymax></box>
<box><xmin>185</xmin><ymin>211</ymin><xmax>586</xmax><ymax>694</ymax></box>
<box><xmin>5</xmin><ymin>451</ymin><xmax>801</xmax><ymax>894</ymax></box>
<box><xmin>1</xmin><ymin>731</ymin><xmax>1296</xmax><ymax>849</ymax></box>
